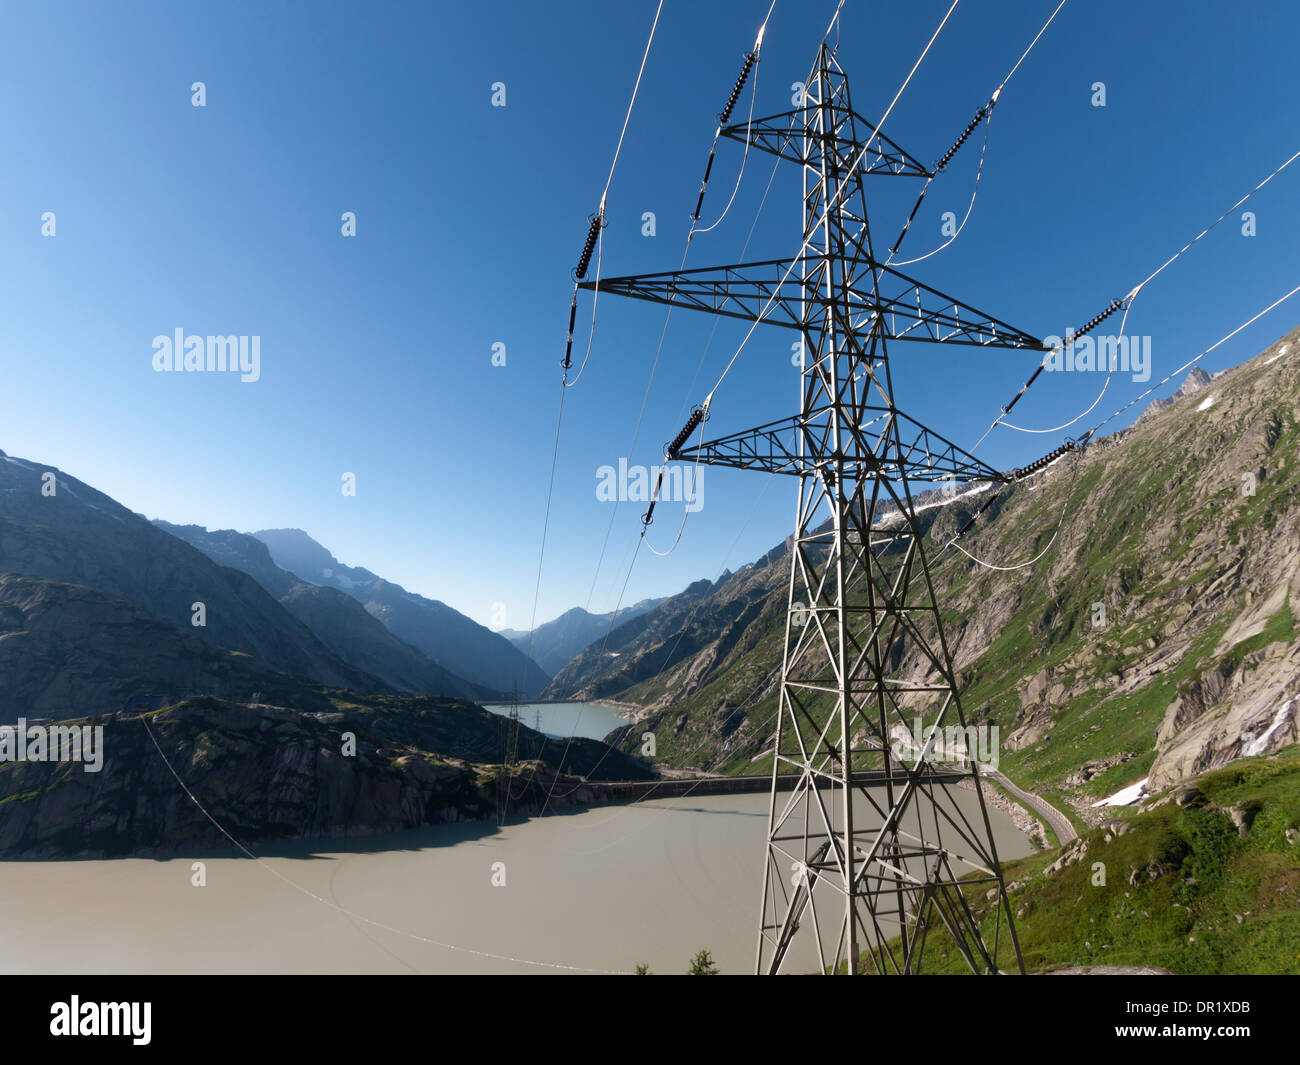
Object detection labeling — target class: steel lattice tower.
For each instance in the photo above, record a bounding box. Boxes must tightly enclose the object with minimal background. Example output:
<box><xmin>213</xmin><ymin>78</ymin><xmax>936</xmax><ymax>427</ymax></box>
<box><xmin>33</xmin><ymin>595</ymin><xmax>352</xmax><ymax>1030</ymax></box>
<box><xmin>506</xmin><ymin>682</ymin><xmax>522</xmax><ymax>768</ymax></box>
<box><xmin>583</xmin><ymin>45</ymin><xmax>1048</xmax><ymax>974</ymax></box>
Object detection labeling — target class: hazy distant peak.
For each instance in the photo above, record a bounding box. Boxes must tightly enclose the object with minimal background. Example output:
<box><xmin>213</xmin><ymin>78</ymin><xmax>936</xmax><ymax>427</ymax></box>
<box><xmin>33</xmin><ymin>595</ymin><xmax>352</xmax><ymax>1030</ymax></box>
<box><xmin>252</xmin><ymin>528</ymin><xmax>337</xmax><ymax>576</ymax></box>
<box><xmin>1172</xmin><ymin>366</ymin><xmax>1211</xmax><ymax>399</ymax></box>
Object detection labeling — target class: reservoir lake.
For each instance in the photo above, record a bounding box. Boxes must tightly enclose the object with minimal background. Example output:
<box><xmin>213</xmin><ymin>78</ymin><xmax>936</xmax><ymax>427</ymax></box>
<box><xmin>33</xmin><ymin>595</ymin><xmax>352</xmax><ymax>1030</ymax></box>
<box><xmin>0</xmin><ymin>790</ymin><xmax>1031</xmax><ymax>974</ymax></box>
<box><xmin>481</xmin><ymin>700</ymin><xmax>628</xmax><ymax>742</ymax></box>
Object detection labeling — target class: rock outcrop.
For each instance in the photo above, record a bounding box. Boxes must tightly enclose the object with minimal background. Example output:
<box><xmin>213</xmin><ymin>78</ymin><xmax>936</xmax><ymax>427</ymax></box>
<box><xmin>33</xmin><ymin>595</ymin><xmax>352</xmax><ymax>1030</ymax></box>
<box><xmin>0</xmin><ymin>698</ymin><xmax>644</xmax><ymax>857</ymax></box>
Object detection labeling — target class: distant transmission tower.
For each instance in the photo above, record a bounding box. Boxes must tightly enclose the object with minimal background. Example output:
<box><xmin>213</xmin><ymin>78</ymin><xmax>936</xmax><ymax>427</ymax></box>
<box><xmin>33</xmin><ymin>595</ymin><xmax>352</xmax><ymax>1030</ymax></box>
<box><xmin>506</xmin><ymin>682</ymin><xmax>522</xmax><ymax>768</ymax></box>
<box><xmin>584</xmin><ymin>45</ymin><xmax>1047</xmax><ymax>974</ymax></box>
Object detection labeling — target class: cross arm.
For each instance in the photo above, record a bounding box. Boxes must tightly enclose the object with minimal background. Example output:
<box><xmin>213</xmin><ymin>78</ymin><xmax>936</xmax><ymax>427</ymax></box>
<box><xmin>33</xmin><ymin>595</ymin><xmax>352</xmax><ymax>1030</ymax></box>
<box><xmin>672</xmin><ymin>406</ymin><xmax>1013</xmax><ymax>486</ymax></box>
<box><xmin>581</xmin><ymin>256</ymin><xmax>1049</xmax><ymax>351</ymax></box>
<box><xmin>717</xmin><ymin>111</ymin><xmax>932</xmax><ymax>178</ymax></box>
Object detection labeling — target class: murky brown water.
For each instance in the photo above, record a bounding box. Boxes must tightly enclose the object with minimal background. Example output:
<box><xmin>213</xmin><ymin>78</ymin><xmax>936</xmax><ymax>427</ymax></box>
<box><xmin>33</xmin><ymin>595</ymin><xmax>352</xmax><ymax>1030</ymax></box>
<box><xmin>0</xmin><ymin>791</ymin><xmax>1030</xmax><ymax>974</ymax></box>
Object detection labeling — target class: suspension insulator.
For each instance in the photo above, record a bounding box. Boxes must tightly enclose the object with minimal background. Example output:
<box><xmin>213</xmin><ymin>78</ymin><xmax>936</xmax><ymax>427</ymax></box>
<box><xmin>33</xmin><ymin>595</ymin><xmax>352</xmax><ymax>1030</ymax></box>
<box><xmin>692</xmin><ymin>149</ymin><xmax>718</xmax><ymax>222</ymax></box>
<box><xmin>1009</xmin><ymin>439</ymin><xmax>1076</xmax><ymax>481</ymax></box>
<box><xmin>574</xmin><ymin>210</ymin><xmax>604</xmax><ymax>281</ymax></box>
<box><xmin>935</xmin><ymin>103</ymin><xmax>990</xmax><ymax>172</ymax></box>
<box><xmin>1002</xmin><ymin>363</ymin><xmax>1045</xmax><ymax>416</ymax></box>
<box><xmin>718</xmin><ymin>51</ymin><xmax>756</xmax><ymax>126</ymax></box>
<box><xmin>667</xmin><ymin>406</ymin><xmax>707</xmax><ymax>458</ymax></box>
<box><xmin>890</xmin><ymin>179</ymin><xmax>933</xmax><ymax>255</ymax></box>
<box><xmin>563</xmin><ymin>294</ymin><xmax>578</xmax><ymax>370</ymax></box>
<box><xmin>955</xmin><ymin>490</ymin><xmax>1003</xmax><ymax>539</ymax></box>
<box><xmin>1071</xmin><ymin>297</ymin><xmax>1125</xmax><ymax>340</ymax></box>
<box><xmin>643</xmin><ymin>468</ymin><xmax>668</xmax><ymax>527</ymax></box>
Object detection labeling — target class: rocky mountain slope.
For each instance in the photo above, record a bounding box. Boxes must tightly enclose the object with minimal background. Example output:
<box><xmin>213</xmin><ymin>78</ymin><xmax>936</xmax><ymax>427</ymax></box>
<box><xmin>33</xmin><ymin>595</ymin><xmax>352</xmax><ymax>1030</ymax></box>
<box><xmin>155</xmin><ymin>522</ymin><xmax>487</xmax><ymax>701</ymax></box>
<box><xmin>253</xmin><ymin>528</ymin><xmax>549</xmax><ymax>697</ymax></box>
<box><xmin>0</xmin><ymin>454</ymin><xmax>385</xmax><ymax>707</ymax></box>
<box><xmin>1135</xmin><ymin>365</ymin><xmax>1212</xmax><ymax>424</ymax></box>
<box><xmin>504</xmin><ymin>599</ymin><xmax>664</xmax><ymax>677</ymax></box>
<box><xmin>546</xmin><ymin>327</ymin><xmax>1300</xmax><ymax>821</ymax></box>
<box><xmin>0</xmin><ymin>574</ymin><xmax>345</xmax><ymax>718</ymax></box>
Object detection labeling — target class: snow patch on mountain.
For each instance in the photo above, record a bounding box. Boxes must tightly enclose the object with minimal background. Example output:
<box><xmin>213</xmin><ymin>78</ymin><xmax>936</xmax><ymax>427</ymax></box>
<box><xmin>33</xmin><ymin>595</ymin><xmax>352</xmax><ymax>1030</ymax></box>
<box><xmin>1263</xmin><ymin>342</ymin><xmax>1290</xmax><ymax>366</ymax></box>
<box><xmin>1091</xmin><ymin>777</ymin><xmax>1150</xmax><ymax>808</ymax></box>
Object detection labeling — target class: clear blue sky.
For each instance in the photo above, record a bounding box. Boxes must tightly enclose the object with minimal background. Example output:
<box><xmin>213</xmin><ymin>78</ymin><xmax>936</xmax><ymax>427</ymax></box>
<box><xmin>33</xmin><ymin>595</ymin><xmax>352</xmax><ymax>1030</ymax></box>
<box><xmin>2</xmin><ymin>0</ymin><xmax>1298</xmax><ymax>630</ymax></box>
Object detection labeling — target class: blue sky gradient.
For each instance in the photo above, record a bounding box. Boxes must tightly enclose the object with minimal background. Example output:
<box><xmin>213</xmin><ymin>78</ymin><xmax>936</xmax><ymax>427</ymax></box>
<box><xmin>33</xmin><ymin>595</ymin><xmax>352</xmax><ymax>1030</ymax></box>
<box><xmin>2</xmin><ymin>0</ymin><xmax>1298</xmax><ymax>630</ymax></box>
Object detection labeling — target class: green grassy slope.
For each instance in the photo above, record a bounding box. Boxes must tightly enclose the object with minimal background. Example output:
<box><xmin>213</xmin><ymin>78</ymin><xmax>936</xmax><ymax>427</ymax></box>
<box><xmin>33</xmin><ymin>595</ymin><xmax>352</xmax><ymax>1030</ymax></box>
<box><xmin>900</xmin><ymin>747</ymin><xmax>1300</xmax><ymax>974</ymax></box>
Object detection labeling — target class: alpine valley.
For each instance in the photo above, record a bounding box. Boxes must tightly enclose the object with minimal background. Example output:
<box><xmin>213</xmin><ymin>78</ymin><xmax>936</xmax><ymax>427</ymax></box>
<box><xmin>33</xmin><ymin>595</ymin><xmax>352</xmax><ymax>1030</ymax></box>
<box><xmin>2</xmin><ymin>328</ymin><xmax>1299</xmax><ymax>972</ymax></box>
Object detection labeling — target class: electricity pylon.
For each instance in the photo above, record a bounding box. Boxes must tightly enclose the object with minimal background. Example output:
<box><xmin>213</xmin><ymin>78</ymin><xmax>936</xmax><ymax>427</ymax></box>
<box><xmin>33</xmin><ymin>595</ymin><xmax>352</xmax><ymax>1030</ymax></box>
<box><xmin>506</xmin><ymin>682</ymin><xmax>522</xmax><ymax>768</ymax></box>
<box><xmin>584</xmin><ymin>45</ymin><xmax>1046</xmax><ymax>974</ymax></box>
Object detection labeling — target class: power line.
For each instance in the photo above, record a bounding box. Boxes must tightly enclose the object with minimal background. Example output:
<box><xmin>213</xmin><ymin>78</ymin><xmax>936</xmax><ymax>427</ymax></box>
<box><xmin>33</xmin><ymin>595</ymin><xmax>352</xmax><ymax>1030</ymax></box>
<box><xmin>886</xmin><ymin>102</ymin><xmax>996</xmax><ymax>267</ymax></box>
<box><xmin>972</xmin><ymin>144</ymin><xmax>1300</xmax><ymax>447</ymax></box>
<box><xmin>887</xmin><ymin>0</ymin><xmax>1068</xmax><ymax>259</ymax></box>
<box><xmin>601</xmin><ymin>1</ymin><xmax>665</xmax><ymax>209</ymax></box>
<box><xmin>513</xmin><ymin>10</ymin><xmax>780</xmax><ymax>812</ymax></box>
<box><xmin>584</xmin><ymin>7</ymin><xmax>775</xmax><ymax>609</ymax></box>
<box><xmin>564</xmin><ymin>0</ymin><xmax>666</xmax><ymax>387</ymax></box>
<box><xmin>509</xmin><ymin>2</ymin><xmax>669</xmax><ymax>822</ymax></box>
<box><xmin>942</xmin><ymin>456</ymin><xmax>1082</xmax><ymax>572</ymax></box>
<box><xmin>1082</xmin><ymin>281</ymin><xmax>1300</xmax><ymax>441</ymax></box>
<box><xmin>1000</xmin><ymin>0</ymin><xmax>1068</xmax><ymax>91</ymax></box>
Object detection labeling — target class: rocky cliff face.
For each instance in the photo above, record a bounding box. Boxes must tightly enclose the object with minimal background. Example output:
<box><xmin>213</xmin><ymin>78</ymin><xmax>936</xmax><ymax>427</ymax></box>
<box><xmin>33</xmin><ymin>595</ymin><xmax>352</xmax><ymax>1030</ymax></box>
<box><xmin>542</xmin><ymin>327</ymin><xmax>1300</xmax><ymax>811</ymax></box>
<box><xmin>543</xmin><ymin>578</ymin><xmax>740</xmax><ymax>701</ymax></box>
<box><xmin>0</xmin><ymin>697</ymin><xmax>650</xmax><ymax>857</ymax></box>
<box><xmin>0</xmin><ymin>573</ymin><xmax>346</xmax><ymax>720</ymax></box>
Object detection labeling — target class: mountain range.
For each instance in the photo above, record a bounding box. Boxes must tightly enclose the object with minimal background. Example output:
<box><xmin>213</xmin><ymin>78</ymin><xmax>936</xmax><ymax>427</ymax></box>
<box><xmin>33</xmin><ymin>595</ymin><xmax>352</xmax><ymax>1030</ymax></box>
<box><xmin>0</xmin><ymin>452</ymin><xmax>548</xmax><ymax>719</ymax></box>
<box><xmin>0</xmin><ymin>452</ymin><xmax>646</xmax><ymax>856</ymax></box>
<box><xmin>251</xmin><ymin>528</ymin><xmax>548</xmax><ymax>697</ymax></box>
<box><xmin>500</xmin><ymin>599</ymin><xmax>665</xmax><ymax>676</ymax></box>
<box><xmin>152</xmin><ymin>522</ymin><xmax>490</xmax><ymax>701</ymax></box>
<box><xmin>0</xmin><ymin>453</ymin><xmax>382</xmax><ymax>717</ymax></box>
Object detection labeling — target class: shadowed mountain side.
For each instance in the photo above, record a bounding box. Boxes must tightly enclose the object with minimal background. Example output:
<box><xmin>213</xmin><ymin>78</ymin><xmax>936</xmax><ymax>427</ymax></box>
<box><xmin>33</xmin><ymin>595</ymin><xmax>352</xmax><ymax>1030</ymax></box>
<box><xmin>0</xmin><ymin>574</ymin><xmax>344</xmax><ymax>720</ymax></box>
<box><xmin>0</xmin><ymin>454</ymin><xmax>382</xmax><ymax>692</ymax></box>
<box><xmin>155</xmin><ymin>522</ymin><xmax>489</xmax><ymax>701</ymax></box>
